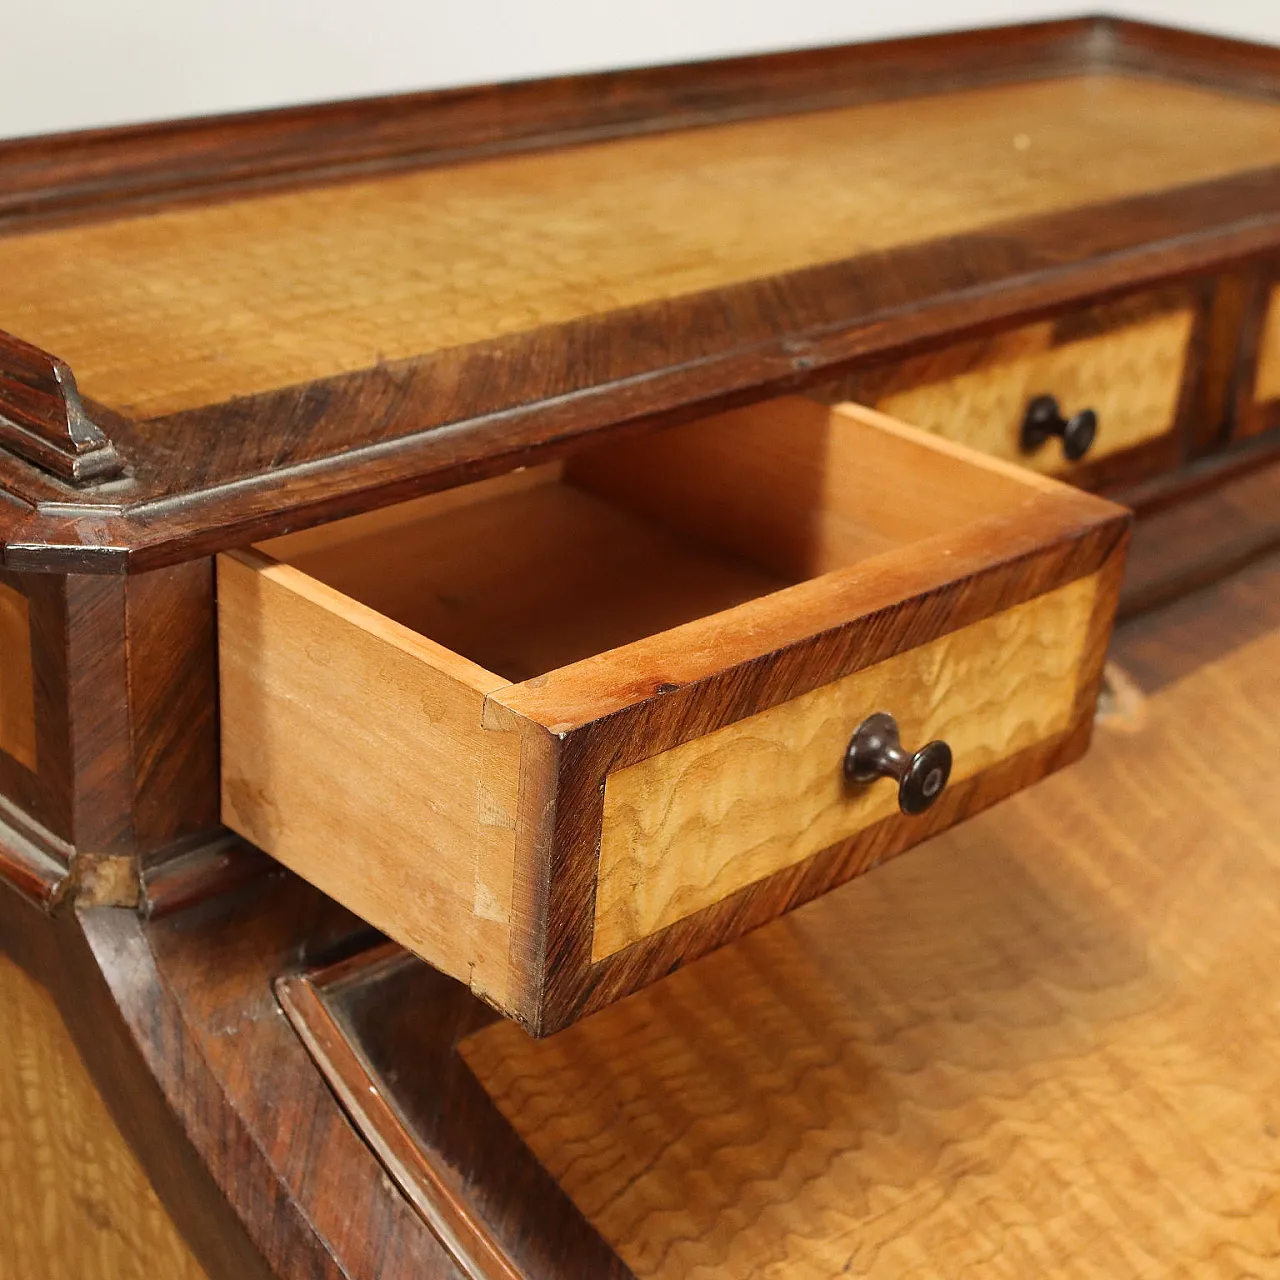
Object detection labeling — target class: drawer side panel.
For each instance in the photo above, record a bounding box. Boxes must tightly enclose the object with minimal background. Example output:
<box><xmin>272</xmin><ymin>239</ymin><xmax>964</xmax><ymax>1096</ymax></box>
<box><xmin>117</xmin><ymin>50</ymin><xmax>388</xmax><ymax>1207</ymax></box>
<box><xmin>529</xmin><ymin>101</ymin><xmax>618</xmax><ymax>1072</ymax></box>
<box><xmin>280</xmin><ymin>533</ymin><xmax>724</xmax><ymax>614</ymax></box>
<box><xmin>218</xmin><ymin>551</ymin><xmax>524</xmax><ymax>1011</ymax></box>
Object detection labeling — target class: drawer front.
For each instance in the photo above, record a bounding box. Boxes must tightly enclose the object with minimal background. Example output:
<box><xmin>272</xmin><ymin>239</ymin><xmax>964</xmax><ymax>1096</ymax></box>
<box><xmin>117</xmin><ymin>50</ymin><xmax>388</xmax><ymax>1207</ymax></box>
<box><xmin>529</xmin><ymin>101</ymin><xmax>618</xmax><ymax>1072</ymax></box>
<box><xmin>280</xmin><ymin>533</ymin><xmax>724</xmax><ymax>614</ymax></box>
<box><xmin>592</xmin><ymin>571</ymin><xmax>1097</xmax><ymax>961</ymax></box>
<box><xmin>824</xmin><ymin>291</ymin><xmax>1197</xmax><ymax>481</ymax></box>
<box><xmin>220</xmin><ymin>398</ymin><xmax>1129</xmax><ymax>1034</ymax></box>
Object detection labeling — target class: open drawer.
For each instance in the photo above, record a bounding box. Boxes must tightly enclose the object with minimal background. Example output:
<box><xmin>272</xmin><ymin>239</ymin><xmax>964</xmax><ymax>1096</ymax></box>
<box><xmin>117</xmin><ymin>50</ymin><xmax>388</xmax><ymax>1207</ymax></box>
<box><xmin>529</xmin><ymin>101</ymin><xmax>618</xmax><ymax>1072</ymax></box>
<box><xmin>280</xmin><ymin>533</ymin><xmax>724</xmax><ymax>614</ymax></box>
<box><xmin>218</xmin><ymin>397</ymin><xmax>1129</xmax><ymax>1035</ymax></box>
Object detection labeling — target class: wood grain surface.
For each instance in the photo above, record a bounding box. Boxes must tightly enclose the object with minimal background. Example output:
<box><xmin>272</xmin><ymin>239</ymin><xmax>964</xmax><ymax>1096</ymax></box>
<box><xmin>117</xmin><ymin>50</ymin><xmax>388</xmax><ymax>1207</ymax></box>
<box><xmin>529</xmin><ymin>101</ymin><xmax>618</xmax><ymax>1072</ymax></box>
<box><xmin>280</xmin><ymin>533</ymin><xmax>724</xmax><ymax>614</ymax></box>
<box><xmin>4</xmin><ymin>75</ymin><xmax>1279</xmax><ymax>421</ymax></box>
<box><xmin>593</xmin><ymin>571</ymin><xmax>1097</xmax><ymax>959</ymax></box>
<box><xmin>0</xmin><ymin>953</ymin><xmax>207</xmax><ymax>1280</ymax></box>
<box><xmin>217</xmin><ymin>549</ymin><xmax>525</xmax><ymax>1011</ymax></box>
<box><xmin>267</xmin><ymin>463</ymin><xmax>790</xmax><ymax>684</ymax></box>
<box><xmin>0</xmin><ymin>581</ymin><xmax>36</xmax><ymax>771</ymax></box>
<box><xmin>1254</xmin><ymin>283</ymin><xmax>1280</xmax><ymax>405</ymax></box>
<box><xmin>832</xmin><ymin>297</ymin><xmax>1196</xmax><ymax>475</ymax></box>
<box><xmin>220</xmin><ymin>396</ymin><xmax>1125</xmax><ymax>1030</ymax></box>
<box><xmin>464</xmin><ymin>554</ymin><xmax>1280</xmax><ymax>1278</ymax></box>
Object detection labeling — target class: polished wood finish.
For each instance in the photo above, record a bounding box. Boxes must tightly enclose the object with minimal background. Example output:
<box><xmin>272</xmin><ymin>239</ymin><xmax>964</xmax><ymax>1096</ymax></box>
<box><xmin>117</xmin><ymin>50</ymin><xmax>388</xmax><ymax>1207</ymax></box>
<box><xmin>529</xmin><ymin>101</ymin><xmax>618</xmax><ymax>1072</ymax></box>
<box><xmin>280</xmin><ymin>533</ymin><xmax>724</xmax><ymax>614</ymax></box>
<box><xmin>0</xmin><ymin>18</ymin><xmax>1278</xmax><ymax>1277</ymax></box>
<box><xmin>0</xmin><ymin>952</ymin><xmax>208</xmax><ymax>1279</ymax></box>
<box><xmin>219</xmin><ymin>397</ymin><xmax>1127</xmax><ymax>1032</ymax></box>
<box><xmin>818</xmin><ymin>287</ymin><xmax>1199</xmax><ymax>484</ymax></box>
<box><xmin>0</xmin><ymin>18</ymin><xmax>1109</xmax><ymax>235</ymax></box>
<box><xmin>593</xmin><ymin>571</ymin><xmax>1098</xmax><ymax>960</ymax></box>
<box><xmin>6</xmin><ymin>78</ymin><xmax>1275</xmax><ymax>426</ymax></box>
<box><xmin>0</xmin><ymin>21</ymin><xmax>1277</xmax><ymax>569</ymax></box>
<box><xmin>0</xmin><ymin>327</ymin><xmax>122</xmax><ymax>483</ymax></box>
<box><xmin>460</xmin><ymin>549</ymin><xmax>1280</xmax><ymax>1279</ymax></box>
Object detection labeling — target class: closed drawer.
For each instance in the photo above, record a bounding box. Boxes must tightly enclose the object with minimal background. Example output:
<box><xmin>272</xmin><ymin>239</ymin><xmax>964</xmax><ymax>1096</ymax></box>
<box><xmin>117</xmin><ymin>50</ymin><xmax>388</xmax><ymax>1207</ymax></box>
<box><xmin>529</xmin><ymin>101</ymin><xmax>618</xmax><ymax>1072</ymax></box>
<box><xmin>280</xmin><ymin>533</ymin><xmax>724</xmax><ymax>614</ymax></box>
<box><xmin>218</xmin><ymin>396</ymin><xmax>1129</xmax><ymax>1034</ymax></box>
<box><xmin>822</xmin><ymin>289</ymin><xmax>1198</xmax><ymax>482</ymax></box>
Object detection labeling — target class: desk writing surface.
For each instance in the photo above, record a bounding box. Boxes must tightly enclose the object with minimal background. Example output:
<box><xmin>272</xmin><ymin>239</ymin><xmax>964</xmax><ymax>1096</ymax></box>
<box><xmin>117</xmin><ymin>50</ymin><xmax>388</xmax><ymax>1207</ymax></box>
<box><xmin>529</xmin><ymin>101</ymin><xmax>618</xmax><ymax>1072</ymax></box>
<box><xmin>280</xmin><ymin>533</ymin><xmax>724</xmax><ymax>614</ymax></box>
<box><xmin>3</xmin><ymin>74</ymin><xmax>1280</xmax><ymax>420</ymax></box>
<box><xmin>463</xmin><ymin>553</ymin><xmax>1280</xmax><ymax>1279</ymax></box>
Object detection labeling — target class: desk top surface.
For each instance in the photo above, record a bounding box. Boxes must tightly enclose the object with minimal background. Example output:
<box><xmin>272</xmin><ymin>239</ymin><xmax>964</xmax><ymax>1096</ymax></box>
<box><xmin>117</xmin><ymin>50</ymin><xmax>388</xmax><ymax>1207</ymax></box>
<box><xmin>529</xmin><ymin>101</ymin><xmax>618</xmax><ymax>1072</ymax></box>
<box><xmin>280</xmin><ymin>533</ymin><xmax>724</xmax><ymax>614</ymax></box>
<box><xmin>6</xmin><ymin>73</ymin><xmax>1280</xmax><ymax>422</ymax></box>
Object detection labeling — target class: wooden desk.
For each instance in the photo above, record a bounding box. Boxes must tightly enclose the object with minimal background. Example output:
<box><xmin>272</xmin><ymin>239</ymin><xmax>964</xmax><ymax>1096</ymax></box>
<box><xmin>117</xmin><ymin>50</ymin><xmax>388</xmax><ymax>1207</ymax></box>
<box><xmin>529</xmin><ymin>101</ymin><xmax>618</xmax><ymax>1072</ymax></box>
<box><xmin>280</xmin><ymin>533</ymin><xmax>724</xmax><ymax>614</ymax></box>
<box><xmin>3</xmin><ymin>15</ymin><xmax>1280</xmax><ymax>1278</ymax></box>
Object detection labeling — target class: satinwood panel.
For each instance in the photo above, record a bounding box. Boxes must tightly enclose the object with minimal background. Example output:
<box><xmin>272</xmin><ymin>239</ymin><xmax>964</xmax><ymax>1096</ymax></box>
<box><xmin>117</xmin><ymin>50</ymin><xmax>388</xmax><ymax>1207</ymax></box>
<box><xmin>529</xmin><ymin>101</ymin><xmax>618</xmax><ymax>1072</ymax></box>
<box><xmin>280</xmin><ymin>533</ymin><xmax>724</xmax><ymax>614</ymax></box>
<box><xmin>4</xmin><ymin>76</ymin><xmax>1280</xmax><ymax>419</ymax></box>
<box><xmin>0</xmin><ymin>954</ymin><xmax>208</xmax><ymax>1280</ymax></box>
<box><xmin>846</xmin><ymin>300</ymin><xmax>1196</xmax><ymax>475</ymax></box>
<box><xmin>593</xmin><ymin>571</ymin><xmax>1097</xmax><ymax>959</ymax></box>
<box><xmin>0</xmin><ymin>582</ymin><xmax>36</xmax><ymax>772</ymax></box>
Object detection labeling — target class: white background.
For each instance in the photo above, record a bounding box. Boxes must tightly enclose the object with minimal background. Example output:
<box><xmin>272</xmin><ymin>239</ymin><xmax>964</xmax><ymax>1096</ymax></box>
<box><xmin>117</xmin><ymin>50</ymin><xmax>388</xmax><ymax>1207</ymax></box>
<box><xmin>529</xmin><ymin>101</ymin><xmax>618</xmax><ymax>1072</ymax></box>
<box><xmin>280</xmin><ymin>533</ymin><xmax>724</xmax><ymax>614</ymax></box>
<box><xmin>0</xmin><ymin>0</ymin><xmax>1277</xmax><ymax>141</ymax></box>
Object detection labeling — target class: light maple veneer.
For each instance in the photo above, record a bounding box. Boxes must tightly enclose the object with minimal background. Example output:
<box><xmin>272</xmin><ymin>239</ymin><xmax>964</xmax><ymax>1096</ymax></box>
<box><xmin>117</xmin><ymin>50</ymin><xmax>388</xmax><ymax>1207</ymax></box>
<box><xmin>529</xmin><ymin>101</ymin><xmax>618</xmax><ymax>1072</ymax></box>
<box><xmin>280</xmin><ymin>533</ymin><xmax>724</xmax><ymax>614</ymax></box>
<box><xmin>219</xmin><ymin>396</ymin><xmax>1129</xmax><ymax>1033</ymax></box>
<box><xmin>0</xmin><ymin>955</ymin><xmax>208</xmax><ymax>1280</ymax></box>
<box><xmin>5</xmin><ymin>75</ymin><xmax>1280</xmax><ymax>419</ymax></box>
<box><xmin>0</xmin><ymin>581</ymin><xmax>36</xmax><ymax>772</ymax></box>
<box><xmin>827</xmin><ymin>291</ymin><xmax>1197</xmax><ymax>476</ymax></box>
<box><xmin>593</xmin><ymin>571</ymin><xmax>1097</xmax><ymax>960</ymax></box>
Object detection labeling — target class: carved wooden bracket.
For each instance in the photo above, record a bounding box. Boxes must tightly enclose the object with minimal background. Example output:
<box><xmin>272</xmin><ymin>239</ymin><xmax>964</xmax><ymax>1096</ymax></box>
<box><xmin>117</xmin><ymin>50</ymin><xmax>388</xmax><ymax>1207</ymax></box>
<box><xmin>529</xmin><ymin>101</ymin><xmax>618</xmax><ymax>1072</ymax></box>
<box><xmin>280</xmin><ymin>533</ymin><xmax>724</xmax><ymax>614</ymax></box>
<box><xmin>0</xmin><ymin>329</ymin><xmax>123</xmax><ymax>484</ymax></box>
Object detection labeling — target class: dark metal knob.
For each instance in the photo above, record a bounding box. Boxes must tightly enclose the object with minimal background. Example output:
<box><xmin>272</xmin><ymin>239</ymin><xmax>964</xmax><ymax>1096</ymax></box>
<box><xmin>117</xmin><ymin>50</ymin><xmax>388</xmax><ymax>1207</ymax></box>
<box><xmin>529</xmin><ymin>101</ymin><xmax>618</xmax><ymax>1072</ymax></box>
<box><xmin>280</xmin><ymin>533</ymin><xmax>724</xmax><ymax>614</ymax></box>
<box><xmin>1021</xmin><ymin>394</ymin><xmax>1098</xmax><ymax>462</ymax></box>
<box><xmin>844</xmin><ymin>713</ymin><xmax>952</xmax><ymax>816</ymax></box>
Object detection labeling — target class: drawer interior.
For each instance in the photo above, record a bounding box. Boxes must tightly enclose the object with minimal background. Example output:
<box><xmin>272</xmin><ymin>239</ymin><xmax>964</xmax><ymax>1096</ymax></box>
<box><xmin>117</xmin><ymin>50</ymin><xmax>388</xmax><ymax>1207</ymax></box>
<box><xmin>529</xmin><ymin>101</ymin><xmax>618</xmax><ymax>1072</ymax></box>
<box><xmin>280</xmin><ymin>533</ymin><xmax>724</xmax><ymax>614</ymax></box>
<box><xmin>261</xmin><ymin>396</ymin><xmax>1039</xmax><ymax>679</ymax></box>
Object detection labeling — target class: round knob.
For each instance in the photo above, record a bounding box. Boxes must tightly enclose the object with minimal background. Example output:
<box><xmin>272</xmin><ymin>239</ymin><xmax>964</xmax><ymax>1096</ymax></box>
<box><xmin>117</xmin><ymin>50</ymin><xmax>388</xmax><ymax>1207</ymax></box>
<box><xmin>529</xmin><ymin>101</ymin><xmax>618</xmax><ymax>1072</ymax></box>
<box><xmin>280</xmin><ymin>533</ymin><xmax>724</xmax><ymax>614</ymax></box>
<box><xmin>844</xmin><ymin>713</ymin><xmax>952</xmax><ymax>816</ymax></box>
<box><xmin>1020</xmin><ymin>394</ymin><xmax>1098</xmax><ymax>462</ymax></box>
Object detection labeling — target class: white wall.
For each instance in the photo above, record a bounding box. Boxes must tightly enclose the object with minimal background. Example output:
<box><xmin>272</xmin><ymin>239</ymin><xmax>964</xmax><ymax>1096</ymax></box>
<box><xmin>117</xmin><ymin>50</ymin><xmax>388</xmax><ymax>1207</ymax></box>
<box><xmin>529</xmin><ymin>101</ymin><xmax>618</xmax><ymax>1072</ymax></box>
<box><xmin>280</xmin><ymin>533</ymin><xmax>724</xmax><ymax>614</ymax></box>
<box><xmin>0</xmin><ymin>0</ymin><xmax>1277</xmax><ymax>141</ymax></box>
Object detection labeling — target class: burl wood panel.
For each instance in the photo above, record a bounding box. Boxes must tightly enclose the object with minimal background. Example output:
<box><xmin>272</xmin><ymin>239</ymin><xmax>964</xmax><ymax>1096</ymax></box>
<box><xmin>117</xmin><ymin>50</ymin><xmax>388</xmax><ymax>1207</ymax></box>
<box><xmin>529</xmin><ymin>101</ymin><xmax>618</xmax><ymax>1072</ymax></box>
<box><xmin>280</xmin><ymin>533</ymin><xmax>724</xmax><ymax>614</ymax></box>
<box><xmin>0</xmin><ymin>582</ymin><xmax>37</xmax><ymax>772</ymax></box>
<box><xmin>464</xmin><ymin>596</ymin><xmax>1280</xmax><ymax>1279</ymax></box>
<box><xmin>1255</xmin><ymin>283</ymin><xmax>1280</xmax><ymax>405</ymax></box>
<box><xmin>217</xmin><ymin>550</ymin><xmax>524</xmax><ymax>1011</ymax></box>
<box><xmin>5</xmin><ymin>76</ymin><xmax>1280</xmax><ymax>420</ymax></box>
<box><xmin>845</xmin><ymin>300</ymin><xmax>1195</xmax><ymax>475</ymax></box>
<box><xmin>593</xmin><ymin>571</ymin><xmax>1097</xmax><ymax>959</ymax></box>
<box><xmin>0</xmin><ymin>954</ymin><xmax>207</xmax><ymax>1280</ymax></box>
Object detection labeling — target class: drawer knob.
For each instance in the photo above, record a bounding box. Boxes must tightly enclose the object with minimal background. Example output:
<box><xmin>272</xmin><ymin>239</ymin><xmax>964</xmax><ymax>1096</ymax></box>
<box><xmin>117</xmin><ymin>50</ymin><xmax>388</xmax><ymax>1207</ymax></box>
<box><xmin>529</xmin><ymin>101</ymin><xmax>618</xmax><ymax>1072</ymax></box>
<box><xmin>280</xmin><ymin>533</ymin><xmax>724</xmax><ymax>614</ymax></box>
<box><xmin>844</xmin><ymin>713</ymin><xmax>952</xmax><ymax>815</ymax></box>
<box><xmin>1021</xmin><ymin>394</ymin><xmax>1098</xmax><ymax>462</ymax></box>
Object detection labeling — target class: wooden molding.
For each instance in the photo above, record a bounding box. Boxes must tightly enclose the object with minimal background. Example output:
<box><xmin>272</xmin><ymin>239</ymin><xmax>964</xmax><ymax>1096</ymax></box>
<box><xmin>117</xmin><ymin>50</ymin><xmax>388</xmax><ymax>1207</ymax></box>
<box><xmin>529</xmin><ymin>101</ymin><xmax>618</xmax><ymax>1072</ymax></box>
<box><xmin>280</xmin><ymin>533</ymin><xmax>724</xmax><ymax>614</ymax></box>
<box><xmin>0</xmin><ymin>329</ymin><xmax>122</xmax><ymax>484</ymax></box>
<box><xmin>276</xmin><ymin>943</ymin><xmax>634</xmax><ymax>1280</ymax></box>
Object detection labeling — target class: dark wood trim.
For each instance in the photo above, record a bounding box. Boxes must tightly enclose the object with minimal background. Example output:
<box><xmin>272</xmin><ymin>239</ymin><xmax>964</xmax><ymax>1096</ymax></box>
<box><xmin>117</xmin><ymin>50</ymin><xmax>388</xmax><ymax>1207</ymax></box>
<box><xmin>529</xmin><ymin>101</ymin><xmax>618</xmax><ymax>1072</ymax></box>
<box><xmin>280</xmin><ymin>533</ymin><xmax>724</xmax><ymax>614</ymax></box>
<box><xmin>1101</xmin><ymin>17</ymin><xmax>1280</xmax><ymax>100</ymax></box>
<box><xmin>125</xmin><ymin>558</ymin><xmax>220</xmax><ymax>854</ymax></box>
<box><xmin>1192</xmin><ymin>270</ymin><xmax>1254</xmax><ymax>457</ymax></box>
<box><xmin>0</xmin><ymin>19</ymin><xmax>1103</xmax><ymax>236</ymax></box>
<box><xmin>1231</xmin><ymin>260</ymin><xmax>1280</xmax><ymax>440</ymax></box>
<box><xmin>0</xmin><ymin>329</ymin><xmax>123</xmax><ymax>482</ymax></box>
<box><xmin>0</xmin><ymin>810</ymin><xmax>72</xmax><ymax>909</ymax></box>
<box><xmin>141</xmin><ymin>833</ymin><xmax>272</xmax><ymax>919</ymax></box>
<box><xmin>1109</xmin><ymin>424</ymin><xmax>1280</xmax><ymax>516</ymax></box>
<box><xmin>1118</xmin><ymin>444</ymin><xmax>1280</xmax><ymax>619</ymax></box>
<box><xmin>277</xmin><ymin>944</ymin><xmax>635</xmax><ymax>1280</ymax></box>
